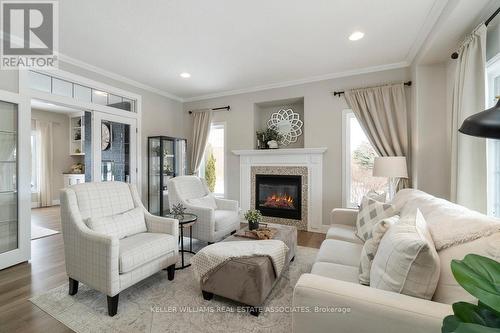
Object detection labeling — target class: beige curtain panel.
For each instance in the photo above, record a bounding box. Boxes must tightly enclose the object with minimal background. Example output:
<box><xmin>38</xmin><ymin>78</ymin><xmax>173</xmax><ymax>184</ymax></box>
<box><xmin>36</xmin><ymin>120</ymin><xmax>53</xmax><ymax>207</ymax></box>
<box><xmin>450</xmin><ymin>24</ymin><xmax>487</xmax><ymax>213</ymax></box>
<box><xmin>189</xmin><ymin>110</ymin><xmax>213</xmax><ymax>175</ymax></box>
<box><xmin>345</xmin><ymin>83</ymin><xmax>409</xmax><ymax>188</ymax></box>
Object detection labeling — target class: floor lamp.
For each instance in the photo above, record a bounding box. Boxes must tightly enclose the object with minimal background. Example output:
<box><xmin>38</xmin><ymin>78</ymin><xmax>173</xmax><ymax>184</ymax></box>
<box><xmin>373</xmin><ymin>156</ymin><xmax>408</xmax><ymax>200</ymax></box>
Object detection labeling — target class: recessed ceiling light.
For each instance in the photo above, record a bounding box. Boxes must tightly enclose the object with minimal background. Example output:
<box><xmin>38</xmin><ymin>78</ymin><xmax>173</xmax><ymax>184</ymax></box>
<box><xmin>180</xmin><ymin>72</ymin><xmax>191</xmax><ymax>78</ymax></box>
<box><xmin>349</xmin><ymin>31</ymin><xmax>364</xmax><ymax>41</ymax></box>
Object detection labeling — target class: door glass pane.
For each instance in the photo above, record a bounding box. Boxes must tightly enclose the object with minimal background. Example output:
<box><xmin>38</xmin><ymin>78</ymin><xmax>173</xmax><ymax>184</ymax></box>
<box><xmin>52</xmin><ymin>78</ymin><xmax>73</xmax><ymax>97</ymax></box>
<box><xmin>74</xmin><ymin>85</ymin><xmax>92</xmax><ymax>103</ymax></box>
<box><xmin>29</xmin><ymin>71</ymin><xmax>51</xmax><ymax>93</ymax></box>
<box><xmin>92</xmin><ymin>90</ymin><xmax>108</xmax><ymax>106</ymax></box>
<box><xmin>0</xmin><ymin>101</ymin><xmax>18</xmax><ymax>254</ymax></box>
<box><xmin>101</xmin><ymin>120</ymin><xmax>130</xmax><ymax>182</ymax></box>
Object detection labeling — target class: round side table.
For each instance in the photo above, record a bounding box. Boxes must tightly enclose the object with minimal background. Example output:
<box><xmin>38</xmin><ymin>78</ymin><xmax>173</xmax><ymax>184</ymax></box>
<box><xmin>163</xmin><ymin>213</ymin><xmax>197</xmax><ymax>269</ymax></box>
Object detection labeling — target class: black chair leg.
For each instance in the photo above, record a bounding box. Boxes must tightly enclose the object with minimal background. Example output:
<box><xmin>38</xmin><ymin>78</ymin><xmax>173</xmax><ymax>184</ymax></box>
<box><xmin>249</xmin><ymin>306</ymin><xmax>261</xmax><ymax>317</ymax></box>
<box><xmin>166</xmin><ymin>264</ymin><xmax>175</xmax><ymax>280</ymax></box>
<box><xmin>107</xmin><ymin>294</ymin><xmax>119</xmax><ymax>317</ymax></box>
<box><xmin>230</xmin><ymin>230</ymin><xmax>236</xmax><ymax>235</ymax></box>
<box><xmin>68</xmin><ymin>278</ymin><xmax>79</xmax><ymax>296</ymax></box>
<box><xmin>202</xmin><ymin>290</ymin><xmax>214</xmax><ymax>300</ymax></box>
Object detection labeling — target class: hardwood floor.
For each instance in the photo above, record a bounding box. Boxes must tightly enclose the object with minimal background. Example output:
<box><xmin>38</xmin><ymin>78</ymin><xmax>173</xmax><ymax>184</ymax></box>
<box><xmin>0</xmin><ymin>206</ymin><xmax>325</xmax><ymax>333</ymax></box>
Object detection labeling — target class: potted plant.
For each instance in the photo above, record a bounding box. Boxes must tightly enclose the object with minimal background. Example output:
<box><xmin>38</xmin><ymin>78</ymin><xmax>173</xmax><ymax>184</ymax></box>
<box><xmin>256</xmin><ymin>126</ymin><xmax>283</xmax><ymax>149</ymax></box>
<box><xmin>244</xmin><ymin>209</ymin><xmax>263</xmax><ymax>231</ymax></box>
<box><xmin>441</xmin><ymin>254</ymin><xmax>500</xmax><ymax>333</ymax></box>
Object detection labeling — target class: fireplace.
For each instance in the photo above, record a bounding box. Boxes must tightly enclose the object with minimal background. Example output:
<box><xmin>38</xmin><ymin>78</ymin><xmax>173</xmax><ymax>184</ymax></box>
<box><xmin>255</xmin><ymin>174</ymin><xmax>302</xmax><ymax>220</ymax></box>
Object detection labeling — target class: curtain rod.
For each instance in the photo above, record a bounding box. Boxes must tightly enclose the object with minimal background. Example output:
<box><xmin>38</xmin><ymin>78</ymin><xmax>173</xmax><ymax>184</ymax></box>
<box><xmin>188</xmin><ymin>105</ymin><xmax>230</xmax><ymax>115</ymax></box>
<box><xmin>451</xmin><ymin>6</ymin><xmax>500</xmax><ymax>59</ymax></box>
<box><xmin>332</xmin><ymin>81</ymin><xmax>412</xmax><ymax>97</ymax></box>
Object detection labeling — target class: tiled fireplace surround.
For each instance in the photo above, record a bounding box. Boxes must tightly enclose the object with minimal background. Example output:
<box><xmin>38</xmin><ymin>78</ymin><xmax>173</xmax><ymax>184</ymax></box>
<box><xmin>233</xmin><ymin>148</ymin><xmax>327</xmax><ymax>233</ymax></box>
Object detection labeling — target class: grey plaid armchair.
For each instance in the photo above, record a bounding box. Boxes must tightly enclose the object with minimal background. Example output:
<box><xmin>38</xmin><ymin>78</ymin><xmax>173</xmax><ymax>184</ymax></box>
<box><xmin>167</xmin><ymin>176</ymin><xmax>240</xmax><ymax>243</ymax></box>
<box><xmin>60</xmin><ymin>182</ymin><xmax>179</xmax><ymax>316</ymax></box>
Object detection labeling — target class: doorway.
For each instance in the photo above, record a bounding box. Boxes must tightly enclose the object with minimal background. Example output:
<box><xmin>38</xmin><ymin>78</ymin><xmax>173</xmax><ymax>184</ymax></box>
<box><xmin>29</xmin><ymin>99</ymin><xmax>138</xmax><ymax>241</ymax></box>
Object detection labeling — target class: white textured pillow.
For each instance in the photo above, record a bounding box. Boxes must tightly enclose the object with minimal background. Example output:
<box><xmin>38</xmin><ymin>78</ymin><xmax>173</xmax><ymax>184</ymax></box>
<box><xmin>366</xmin><ymin>190</ymin><xmax>387</xmax><ymax>203</ymax></box>
<box><xmin>356</xmin><ymin>196</ymin><xmax>396</xmax><ymax>241</ymax></box>
<box><xmin>86</xmin><ymin>206</ymin><xmax>146</xmax><ymax>239</ymax></box>
<box><xmin>370</xmin><ymin>209</ymin><xmax>440</xmax><ymax>300</ymax></box>
<box><xmin>359</xmin><ymin>215</ymin><xmax>399</xmax><ymax>285</ymax></box>
<box><xmin>187</xmin><ymin>194</ymin><xmax>217</xmax><ymax>209</ymax></box>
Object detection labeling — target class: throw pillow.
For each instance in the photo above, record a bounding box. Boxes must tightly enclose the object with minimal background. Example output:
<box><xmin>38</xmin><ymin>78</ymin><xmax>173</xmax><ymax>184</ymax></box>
<box><xmin>358</xmin><ymin>215</ymin><xmax>399</xmax><ymax>285</ymax></box>
<box><xmin>366</xmin><ymin>190</ymin><xmax>387</xmax><ymax>203</ymax></box>
<box><xmin>187</xmin><ymin>194</ymin><xmax>217</xmax><ymax>209</ymax></box>
<box><xmin>86</xmin><ymin>206</ymin><xmax>147</xmax><ymax>239</ymax></box>
<box><xmin>370</xmin><ymin>209</ymin><xmax>441</xmax><ymax>300</ymax></box>
<box><xmin>355</xmin><ymin>196</ymin><xmax>396</xmax><ymax>241</ymax></box>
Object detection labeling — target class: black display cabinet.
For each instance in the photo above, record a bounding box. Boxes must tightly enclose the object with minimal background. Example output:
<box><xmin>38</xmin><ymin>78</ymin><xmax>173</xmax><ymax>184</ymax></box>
<box><xmin>147</xmin><ymin>136</ymin><xmax>187</xmax><ymax>215</ymax></box>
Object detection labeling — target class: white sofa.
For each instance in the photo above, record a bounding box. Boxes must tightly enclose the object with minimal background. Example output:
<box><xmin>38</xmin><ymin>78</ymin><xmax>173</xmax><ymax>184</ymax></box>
<box><xmin>60</xmin><ymin>182</ymin><xmax>179</xmax><ymax>316</ymax></box>
<box><xmin>167</xmin><ymin>176</ymin><xmax>240</xmax><ymax>243</ymax></box>
<box><xmin>292</xmin><ymin>189</ymin><xmax>500</xmax><ymax>333</ymax></box>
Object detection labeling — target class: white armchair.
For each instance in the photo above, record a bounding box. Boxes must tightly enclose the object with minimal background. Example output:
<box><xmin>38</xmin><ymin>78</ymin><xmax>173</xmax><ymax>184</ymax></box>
<box><xmin>167</xmin><ymin>176</ymin><xmax>240</xmax><ymax>243</ymax></box>
<box><xmin>60</xmin><ymin>182</ymin><xmax>179</xmax><ymax>316</ymax></box>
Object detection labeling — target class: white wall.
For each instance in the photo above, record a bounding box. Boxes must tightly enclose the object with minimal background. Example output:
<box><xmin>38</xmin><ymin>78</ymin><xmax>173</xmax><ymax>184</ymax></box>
<box><xmin>412</xmin><ymin>64</ymin><xmax>451</xmax><ymax>199</ymax></box>
<box><xmin>184</xmin><ymin>67</ymin><xmax>411</xmax><ymax>226</ymax></box>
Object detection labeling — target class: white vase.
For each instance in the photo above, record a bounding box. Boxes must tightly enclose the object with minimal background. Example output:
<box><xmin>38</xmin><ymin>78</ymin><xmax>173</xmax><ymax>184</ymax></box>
<box><xmin>267</xmin><ymin>140</ymin><xmax>278</xmax><ymax>149</ymax></box>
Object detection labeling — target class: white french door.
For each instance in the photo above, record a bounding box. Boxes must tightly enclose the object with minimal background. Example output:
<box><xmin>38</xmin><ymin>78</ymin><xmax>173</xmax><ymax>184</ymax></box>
<box><xmin>92</xmin><ymin>112</ymin><xmax>138</xmax><ymax>185</ymax></box>
<box><xmin>0</xmin><ymin>90</ymin><xmax>30</xmax><ymax>270</ymax></box>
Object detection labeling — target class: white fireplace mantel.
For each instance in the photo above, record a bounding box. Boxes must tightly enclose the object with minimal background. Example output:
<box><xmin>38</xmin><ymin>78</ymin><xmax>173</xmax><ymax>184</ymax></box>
<box><xmin>233</xmin><ymin>147</ymin><xmax>328</xmax><ymax>233</ymax></box>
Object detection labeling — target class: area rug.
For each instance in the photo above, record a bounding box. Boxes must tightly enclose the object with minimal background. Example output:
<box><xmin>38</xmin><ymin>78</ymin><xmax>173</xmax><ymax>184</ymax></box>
<box><xmin>31</xmin><ymin>224</ymin><xmax>59</xmax><ymax>240</ymax></box>
<box><xmin>30</xmin><ymin>246</ymin><xmax>318</xmax><ymax>333</ymax></box>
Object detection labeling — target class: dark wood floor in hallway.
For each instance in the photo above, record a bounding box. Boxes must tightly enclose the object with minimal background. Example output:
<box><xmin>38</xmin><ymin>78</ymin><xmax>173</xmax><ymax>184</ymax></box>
<box><xmin>0</xmin><ymin>206</ymin><xmax>326</xmax><ymax>333</ymax></box>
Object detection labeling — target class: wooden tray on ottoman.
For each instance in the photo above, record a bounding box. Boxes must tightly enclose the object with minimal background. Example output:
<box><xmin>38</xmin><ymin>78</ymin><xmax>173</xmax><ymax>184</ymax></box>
<box><xmin>233</xmin><ymin>224</ymin><xmax>278</xmax><ymax>240</ymax></box>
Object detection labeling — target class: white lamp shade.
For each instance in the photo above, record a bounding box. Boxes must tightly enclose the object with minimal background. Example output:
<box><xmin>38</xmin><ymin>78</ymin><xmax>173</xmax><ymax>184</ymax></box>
<box><xmin>373</xmin><ymin>156</ymin><xmax>408</xmax><ymax>178</ymax></box>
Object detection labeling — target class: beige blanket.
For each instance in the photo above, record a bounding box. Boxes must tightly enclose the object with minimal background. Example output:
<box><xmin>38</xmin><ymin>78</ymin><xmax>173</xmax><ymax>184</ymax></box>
<box><xmin>393</xmin><ymin>189</ymin><xmax>500</xmax><ymax>250</ymax></box>
<box><xmin>191</xmin><ymin>240</ymin><xmax>289</xmax><ymax>282</ymax></box>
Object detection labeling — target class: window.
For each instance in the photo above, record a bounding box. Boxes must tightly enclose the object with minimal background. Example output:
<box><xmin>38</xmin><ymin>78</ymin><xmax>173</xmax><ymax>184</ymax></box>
<box><xmin>487</xmin><ymin>57</ymin><xmax>500</xmax><ymax>217</ymax></box>
<box><xmin>28</xmin><ymin>71</ymin><xmax>137</xmax><ymax>112</ymax></box>
<box><xmin>31</xmin><ymin>130</ymin><xmax>38</xmax><ymax>192</ymax></box>
<box><xmin>199</xmin><ymin>123</ymin><xmax>225</xmax><ymax>196</ymax></box>
<box><xmin>342</xmin><ymin>110</ymin><xmax>387</xmax><ymax>207</ymax></box>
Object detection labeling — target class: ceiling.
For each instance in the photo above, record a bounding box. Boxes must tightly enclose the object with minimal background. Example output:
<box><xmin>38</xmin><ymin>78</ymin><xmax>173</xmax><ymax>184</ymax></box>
<box><xmin>59</xmin><ymin>0</ymin><xmax>445</xmax><ymax>100</ymax></box>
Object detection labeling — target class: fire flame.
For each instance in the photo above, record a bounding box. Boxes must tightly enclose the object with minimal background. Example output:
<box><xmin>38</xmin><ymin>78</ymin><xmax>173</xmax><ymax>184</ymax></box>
<box><xmin>263</xmin><ymin>193</ymin><xmax>295</xmax><ymax>209</ymax></box>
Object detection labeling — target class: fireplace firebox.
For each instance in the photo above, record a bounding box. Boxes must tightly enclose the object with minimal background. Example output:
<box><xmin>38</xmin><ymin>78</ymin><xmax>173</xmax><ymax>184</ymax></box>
<box><xmin>255</xmin><ymin>174</ymin><xmax>302</xmax><ymax>220</ymax></box>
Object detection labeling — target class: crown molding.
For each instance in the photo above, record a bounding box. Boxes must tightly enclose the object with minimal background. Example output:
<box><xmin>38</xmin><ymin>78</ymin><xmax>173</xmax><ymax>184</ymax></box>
<box><xmin>405</xmin><ymin>0</ymin><xmax>450</xmax><ymax>64</ymax></box>
<box><xmin>183</xmin><ymin>61</ymin><xmax>409</xmax><ymax>102</ymax></box>
<box><xmin>58</xmin><ymin>54</ymin><xmax>184</xmax><ymax>102</ymax></box>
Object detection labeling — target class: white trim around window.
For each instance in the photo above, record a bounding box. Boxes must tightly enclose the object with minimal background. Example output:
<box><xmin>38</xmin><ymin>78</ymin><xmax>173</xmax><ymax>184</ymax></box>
<box><xmin>342</xmin><ymin>109</ymin><xmax>354</xmax><ymax>208</ymax></box>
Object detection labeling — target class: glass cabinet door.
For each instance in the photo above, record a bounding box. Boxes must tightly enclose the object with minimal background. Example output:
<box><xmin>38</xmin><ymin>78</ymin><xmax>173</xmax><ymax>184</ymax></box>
<box><xmin>148</xmin><ymin>137</ymin><xmax>161</xmax><ymax>215</ymax></box>
<box><xmin>0</xmin><ymin>101</ymin><xmax>18</xmax><ymax>255</ymax></box>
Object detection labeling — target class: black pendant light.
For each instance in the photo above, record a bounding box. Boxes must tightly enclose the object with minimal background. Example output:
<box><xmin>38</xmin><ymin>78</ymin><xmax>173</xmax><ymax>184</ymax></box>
<box><xmin>459</xmin><ymin>99</ymin><xmax>500</xmax><ymax>139</ymax></box>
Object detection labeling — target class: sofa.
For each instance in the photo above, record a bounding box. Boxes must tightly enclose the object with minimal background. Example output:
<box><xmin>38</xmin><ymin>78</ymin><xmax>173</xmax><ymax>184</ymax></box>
<box><xmin>292</xmin><ymin>189</ymin><xmax>500</xmax><ymax>333</ymax></box>
<box><xmin>60</xmin><ymin>182</ymin><xmax>179</xmax><ymax>316</ymax></box>
<box><xmin>167</xmin><ymin>176</ymin><xmax>240</xmax><ymax>243</ymax></box>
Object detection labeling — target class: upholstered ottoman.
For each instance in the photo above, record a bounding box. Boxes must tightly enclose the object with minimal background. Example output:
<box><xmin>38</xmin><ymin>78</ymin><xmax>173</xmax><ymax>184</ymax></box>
<box><xmin>200</xmin><ymin>223</ymin><xmax>297</xmax><ymax>316</ymax></box>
